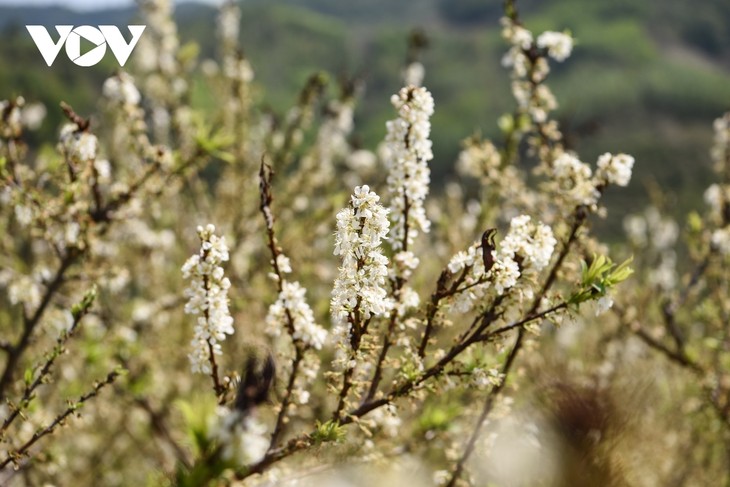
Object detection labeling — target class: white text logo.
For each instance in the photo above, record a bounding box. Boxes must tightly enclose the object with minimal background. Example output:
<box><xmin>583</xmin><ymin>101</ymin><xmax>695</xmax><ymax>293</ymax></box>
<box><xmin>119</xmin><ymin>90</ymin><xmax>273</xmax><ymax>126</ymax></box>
<box><xmin>25</xmin><ymin>25</ymin><xmax>146</xmax><ymax>67</ymax></box>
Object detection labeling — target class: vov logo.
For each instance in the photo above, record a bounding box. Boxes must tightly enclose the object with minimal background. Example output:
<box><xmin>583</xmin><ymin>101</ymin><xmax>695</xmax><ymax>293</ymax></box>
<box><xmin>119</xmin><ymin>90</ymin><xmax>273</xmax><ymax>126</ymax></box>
<box><xmin>25</xmin><ymin>25</ymin><xmax>146</xmax><ymax>67</ymax></box>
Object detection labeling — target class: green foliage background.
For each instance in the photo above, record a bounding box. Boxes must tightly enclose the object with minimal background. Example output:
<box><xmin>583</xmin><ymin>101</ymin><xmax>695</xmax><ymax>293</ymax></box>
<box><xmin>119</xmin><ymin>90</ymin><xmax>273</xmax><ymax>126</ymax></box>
<box><xmin>1</xmin><ymin>0</ymin><xmax>729</xmax><ymax>220</ymax></box>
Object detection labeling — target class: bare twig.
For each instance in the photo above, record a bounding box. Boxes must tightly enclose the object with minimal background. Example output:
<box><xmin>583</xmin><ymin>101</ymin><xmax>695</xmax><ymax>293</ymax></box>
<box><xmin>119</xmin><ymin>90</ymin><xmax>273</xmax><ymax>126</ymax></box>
<box><xmin>0</xmin><ymin>369</ymin><xmax>120</xmax><ymax>470</ymax></box>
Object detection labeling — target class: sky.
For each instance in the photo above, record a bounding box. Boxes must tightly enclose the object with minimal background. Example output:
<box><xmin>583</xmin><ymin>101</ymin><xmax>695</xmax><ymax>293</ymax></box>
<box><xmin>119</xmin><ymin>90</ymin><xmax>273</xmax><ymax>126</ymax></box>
<box><xmin>0</xmin><ymin>0</ymin><xmax>221</xmax><ymax>10</ymax></box>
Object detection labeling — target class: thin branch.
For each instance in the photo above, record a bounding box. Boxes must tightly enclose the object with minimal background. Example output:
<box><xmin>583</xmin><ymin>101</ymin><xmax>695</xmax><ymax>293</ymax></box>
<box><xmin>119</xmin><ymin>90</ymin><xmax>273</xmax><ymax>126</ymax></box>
<box><xmin>0</xmin><ymin>296</ymin><xmax>91</xmax><ymax>436</ymax></box>
<box><xmin>269</xmin><ymin>347</ymin><xmax>303</xmax><ymax>449</ymax></box>
<box><xmin>445</xmin><ymin>205</ymin><xmax>587</xmax><ymax>485</ymax></box>
<box><xmin>259</xmin><ymin>157</ymin><xmax>310</xmax><ymax>446</ymax></box>
<box><xmin>632</xmin><ymin>325</ymin><xmax>703</xmax><ymax>373</ymax></box>
<box><xmin>0</xmin><ymin>369</ymin><xmax>120</xmax><ymax>470</ymax></box>
<box><xmin>481</xmin><ymin>302</ymin><xmax>569</xmax><ymax>340</ymax></box>
<box><xmin>206</xmin><ymin>338</ymin><xmax>225</xmax><ymax>401</ymax></box>
<box><xmin>0</xmin><ymin>252</ymin><xmax>77</xmax><ymax>401</ymax></box>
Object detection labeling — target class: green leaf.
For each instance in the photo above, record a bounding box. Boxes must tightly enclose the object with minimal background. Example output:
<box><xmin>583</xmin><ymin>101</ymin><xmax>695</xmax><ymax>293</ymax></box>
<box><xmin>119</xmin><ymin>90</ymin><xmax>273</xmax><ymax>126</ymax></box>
<box><xmin>311</xmin><ymin>420</ymin><xmax>346</xmax><ymax>445</ymax></box>
<box><xmin>71</xmin><ymin>285</ymin><xmax>97</xmax><ymax>320</ymax></box>
<box><xmin>570</xmin><ymin>254</ymin><xmax>633</xmax><ymax>306</ymax></box>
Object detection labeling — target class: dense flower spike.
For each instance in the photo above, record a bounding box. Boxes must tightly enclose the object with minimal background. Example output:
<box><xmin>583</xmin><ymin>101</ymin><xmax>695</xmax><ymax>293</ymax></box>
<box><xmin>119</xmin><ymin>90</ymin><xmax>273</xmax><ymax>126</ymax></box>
<box><xmin>384</xmin><ymin>86</ymin><xmax>435</xmax><ymax>252</ymax></box>
<box><xmin>182</xmin><ymin>224</ymin><xmax>234</xmax><ymax>374</ymax></box>
<box><xmin>332</xmin><ymin>185</ymin><xmax>394</xmax><ymax>320</ymax></box>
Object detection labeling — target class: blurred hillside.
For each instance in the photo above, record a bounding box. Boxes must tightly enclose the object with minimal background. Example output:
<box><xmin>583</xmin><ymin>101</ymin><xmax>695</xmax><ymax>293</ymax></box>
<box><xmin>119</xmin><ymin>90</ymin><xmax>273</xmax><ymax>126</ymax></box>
<box><xmin>1</xmin><ymin>0</ymin><xmax>729</xmax><ymax>220</ymax></box>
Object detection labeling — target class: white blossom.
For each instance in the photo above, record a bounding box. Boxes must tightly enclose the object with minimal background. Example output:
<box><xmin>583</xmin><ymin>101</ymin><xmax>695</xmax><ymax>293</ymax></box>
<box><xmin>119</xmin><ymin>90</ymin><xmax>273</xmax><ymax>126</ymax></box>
<box><xmin>384</xmin><ymin>86</ymin><xmax>434</xmax><ymax>252</ymax></box>
<box><xmin>490</xmin><ymin>256</ymin><xmax>521</xmax><ymax>295</ymax></box>
<box><xmin>266</xmin><ymin>280</ymin><xmax>327</xmax><ymax>350</ymax></box>
<box><xmin>536</xmin><ymin>31</ymin><xmax>574</xmax><ymax>62</ymax></box>
<box><xmin>447</xmin><ymin>250</ymin><xmax>474</xmax><ymax>275</ymax></box>
<box><xmin>595</xmin><ymin>152</ymin><xmax>634</xmax><ymax>187</ymax></box>
<box><xmin>182</xmin><ymin>224</ymin><xmax>234</xmax><ymax>374</ymax></box>
<box><xmin>393</xmin><ymin>250</ymin><xmax>420</xmax><ymax>280</ymax></box>
<box><xmin>397</xmin><ymin>286</ymin><xmax>421</xmax><ymax>316</ymax></box>
<box><xmin>456</xmin><ymin>138</ymin><xmax>501</xmax><ymax>179</ymax></box>
<box><xmin>222</xmin><ymin>57</ymin><xmax>254</xmax><ymax>83</ymax></box>
<box><xmin>367</xmin><ymin>403</ymin><xmax>402</xmax><ymax>438</ymax></box>
<box><xmin>446</xmin><ymin>215</ymin><xmax>555</xmax><ymax>312</ymax></box>
<box><xmin>103</xmin><ymin>73</ymin><xmax>141</xmax><ymax>106</ymax></box>
<box><xmin>501</xmin><ymin>18</ymin><xmax>533</xmax><ymax>78</ymax></box>
<box><xmin>499</xmin><ymin>215</ymin><xmax>557</xmax><ymax>272</ymax></box>
<box><xmin>59</xmin><ymin>124</ymin><xmax>98</xmax><ymax>162</ymax></box>
<box><xmin>472</xmin><ymin>367</ymin><xmax>505</xmax><ymax>389</ymax></box>
<box><xmin>332</xmin><ymin>185</ymin><xmax>394</xmax><ymax>321</ymax></box>
<box><xmin>552</xmin><ymin>153</ymin><xmax>599</xmax><ymax>207</ymax></box>
<box><xmin>433</xmin><ymin>470</ymin><xmax>450</xmax><ymax>486</ymax></box>
<box><xmin>711</xmin><ymin>227</ymin><xmax>730</xmax><ymax>255</ymax></box>
<box><xmin>217</xmin><ymin>0</ymin><xmax>241</xmax><ymax>46</ymax></box>
<box><xmin>14</xmin><ymin>205</ymin><xmax>33</xmax><ymax>227</ymax></box>
<box><xmin>94</xmin><ymin>159</ymin><xmax>112</xmax><ymax>182</ymax></box>
<box><xmin>649</xmin><ymin>251</ymin><xmax>677</xmax><ymax>291</ymax></box>
<box><xmin>595</xmin><ymin>295</ymin><xmax>614</xmax><ymax>316</ymax></box>
<box><xmin>402</xmin><ymin>62</ymin><xmax>425</xmax><ymax>87</ymax></box>
<box><xmin>276</xmin><ymin>254</ymin><xmax>292</xmax><ymax>274</ymax></box>
<box><xmin>711</xmin><ymin>112</ymin><xmax>730</xmax><ymax>171</ymax></box>
<box><xmin>705</xmin><ymin>183</ymin><xmax>730</xmax><ymax>220</ymax></box>
<box><xmin>20</xmin><ymin>102</ymin><xmax>46</xmax><ymax>130</ymax></box>
<box><xmin>501</xmin><ymin>18</ymin><xmax>533</xmax><ymax>50</ymax></box>
<box><xmin>8</xmin><ymin>275</ymin><xmax>41</xmax><ymax>310</ymax></box>
<box><xmin>346</xmin><ymin>149</ymin><xmax>377</xmax><ymax>173</ymax></box>
<box><xmin>623</xmin><ymin>214</ymin><xmax>648</xmax><ymax>247</ymax></box>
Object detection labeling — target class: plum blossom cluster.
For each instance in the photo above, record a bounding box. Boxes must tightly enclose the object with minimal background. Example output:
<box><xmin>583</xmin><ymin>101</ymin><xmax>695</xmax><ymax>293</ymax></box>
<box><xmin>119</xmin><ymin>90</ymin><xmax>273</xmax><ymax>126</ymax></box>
<box><xmin>59</xmin><ymin>124</ymin><xmax>98</xmax><ymax>163</ymax></box>
<box><xmin>595</xmin><ymin>152</ymin><xmax>635</xmax><ymax>187</ymax></box>
<box><xmin>182</xmin><ymin>224</ymin><xmax>234</xmax><ymax>374</ymax></box>
<box><xmin>384</xmin><ymin>86</ymin><xmax>435</xmax><ymax>252</ymax></box>
<box><xmin>447</xmin><ymin>215</ymin><xmax>556</xmax><ymax>313</ymax></box>
<box><xmin>208</xmin><ymin>407</ymin><xmax>268</xmax><ymax>466</ymax></box>
<box><xmin>1</xmin><ymin>97</ymin><xmax>46</xmax><ymax>138</ymax></box>
<box><xmin>550</xmin><ymin>151</ymin><xmax>635</xmax><ymax>211</ymax></box>
<box><xmin>500</xmin><ymin>215</ymin><xmax>558</xmax><ymax>272</ymax></box>
<box><xmin>501</xmin><ymin>18</ymin><xmax>573</xmax><ymax>124</ymax></box>
<box><xmin>454</xmin><ymin>135</ymin><xmax>537</xmax><ymax>222</ymax></box>
<box><xmin>536</xmin><ymin>31</ymin><xmax>574</xmax><ymax>62</ymax></box>
<box><xmin>266</xmin><ymin>277</ymin><xmax>327</xmax><ymax>350</ymax></box>
<box><xmin>331</xmin><ymin>185</ymin><xmax>394</xmax><ymax>321</ymax></box>
<box><xmin>550</xmin><ymin>153</ymin><xmax>600</xmax><ymax>208</ymax></box>
<box><xmin>456</xmin><ymin>138</ymin><xmax>502</xmax><ymax>180</ymax></box>
<box><xmin>623</xmin><ymin>207</ymin><xmax>680</xmax><ymax>290</ymax></box>
<box><xmin>501</xmin><ymin>18</ymin><xmax>533</xmax><ymax>77</ymax></box>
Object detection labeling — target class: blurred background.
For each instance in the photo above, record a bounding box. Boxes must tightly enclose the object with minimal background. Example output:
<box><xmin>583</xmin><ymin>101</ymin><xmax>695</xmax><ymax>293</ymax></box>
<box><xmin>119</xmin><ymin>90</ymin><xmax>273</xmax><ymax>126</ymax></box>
<box><xmin>1</xmin><ymin>0</ymin><xmax>729</xmax><ymax>226</ymax></box>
